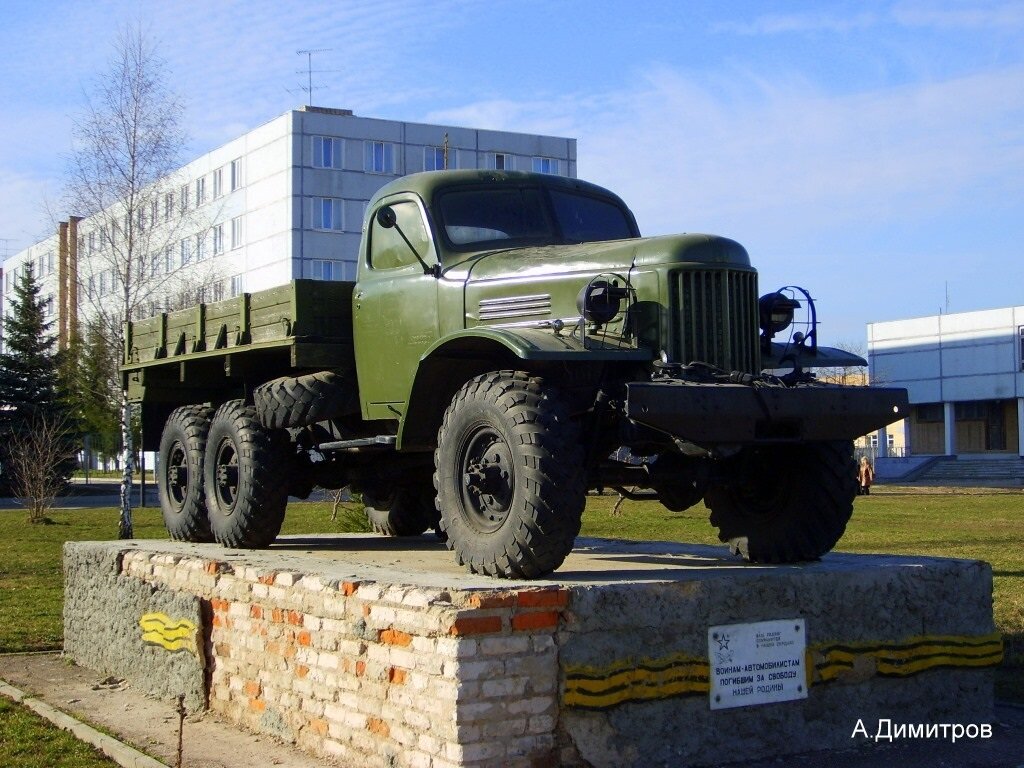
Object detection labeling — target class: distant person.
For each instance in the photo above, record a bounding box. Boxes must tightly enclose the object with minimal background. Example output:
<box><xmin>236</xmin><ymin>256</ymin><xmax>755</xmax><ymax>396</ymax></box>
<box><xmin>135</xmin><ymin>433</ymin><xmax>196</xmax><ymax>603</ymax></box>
<box><xmin>858</xmin><ymin>456</ymin><xmax>875</xmax><ymax>495</ymax></box>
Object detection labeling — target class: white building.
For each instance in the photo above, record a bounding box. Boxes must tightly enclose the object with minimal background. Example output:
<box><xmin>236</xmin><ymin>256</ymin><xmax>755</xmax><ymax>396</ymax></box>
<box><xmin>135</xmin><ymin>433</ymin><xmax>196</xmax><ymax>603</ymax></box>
<box><xmin>868</xmin><ymin>306</ymin><xmax>1024</xmax><ymax>457</ymax></box>
<box><xmin>1</xmin><ymin>106</ymin><xmax>577</xmax><ymax>350</ymax></box>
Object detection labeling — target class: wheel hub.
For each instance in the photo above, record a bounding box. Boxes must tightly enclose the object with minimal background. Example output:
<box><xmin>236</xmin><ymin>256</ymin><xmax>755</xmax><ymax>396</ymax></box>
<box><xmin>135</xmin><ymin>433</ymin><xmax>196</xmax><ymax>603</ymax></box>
<box><xmin>213</xmin><ymin>439</ymin><xmax>240</xmax><ymax>512</ymax></box>
<box><xmin>459</xmin><ymin>429</ymin><xmax>514</xmax><ymax>532</ymax></box>
<box><xmin>165</xmin><ymin>443</ymin><xmax>188</xmax><ymax>509</ymax></box>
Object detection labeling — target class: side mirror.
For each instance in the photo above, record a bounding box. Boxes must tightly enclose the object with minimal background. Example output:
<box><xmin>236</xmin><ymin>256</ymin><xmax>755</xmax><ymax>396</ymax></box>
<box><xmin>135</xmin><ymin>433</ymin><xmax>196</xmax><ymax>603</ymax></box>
<box><xmin>375</xmin><ymin>206</ymin><xmax>397</xmax><ymax>229</ymax></box>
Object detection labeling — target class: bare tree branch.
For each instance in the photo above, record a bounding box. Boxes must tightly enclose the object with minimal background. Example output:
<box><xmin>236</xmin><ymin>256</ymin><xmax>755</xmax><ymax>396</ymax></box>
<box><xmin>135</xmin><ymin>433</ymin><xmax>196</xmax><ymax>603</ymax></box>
<box><xmin>64</xmin><ymin>24</ymin><xmax>220</xmax><ymax>538</ymax></box>
<box><xmin>8</xmin><ymin>412</ymin><xmax>77</xmax><ymax>524</ymax></box>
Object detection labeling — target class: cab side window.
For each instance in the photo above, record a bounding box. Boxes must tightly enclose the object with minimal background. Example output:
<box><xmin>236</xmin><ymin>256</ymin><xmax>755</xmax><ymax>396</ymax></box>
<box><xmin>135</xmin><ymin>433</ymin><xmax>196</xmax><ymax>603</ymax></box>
<box><xmin>369</xmin><ymin>201</ymin><xmax>432</xmax><ymax>270</ymax></box>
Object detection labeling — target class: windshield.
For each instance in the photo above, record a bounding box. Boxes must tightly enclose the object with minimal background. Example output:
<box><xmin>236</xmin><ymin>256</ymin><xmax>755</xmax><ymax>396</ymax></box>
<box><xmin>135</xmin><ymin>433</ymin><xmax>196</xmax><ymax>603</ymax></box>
<box><xmin>437</xmin><ymin>186</ymin><xmax>635</xmax><ymax>250</ymax></box>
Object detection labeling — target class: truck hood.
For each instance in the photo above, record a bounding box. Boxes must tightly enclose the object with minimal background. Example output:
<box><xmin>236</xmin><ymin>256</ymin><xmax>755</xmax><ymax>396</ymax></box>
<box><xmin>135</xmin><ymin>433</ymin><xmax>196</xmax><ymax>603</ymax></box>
<box><xmin>461</xmin><ymin>234</ymin><xmax>752</xmax><ymax>330</ymax></box>
<box><xmin>459</xmin><ymin>233</ymin><xmax>750</xmax><ymax>284</ymax></box>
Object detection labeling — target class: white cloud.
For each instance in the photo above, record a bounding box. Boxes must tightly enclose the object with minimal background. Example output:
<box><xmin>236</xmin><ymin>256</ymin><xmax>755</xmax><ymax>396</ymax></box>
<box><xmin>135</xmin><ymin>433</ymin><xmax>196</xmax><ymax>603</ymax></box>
<box><xmin>712</xmin><ymin>11</ymin><xmax>879</xmax><ymax>36</ymax></box>
<box><xmin>712</xmin><ymin>2</ymin><xmax>1024</xmax><ymax>36</ymax></box>
<box><xmin>893</xmin><ymin>1</ymin><xmax>1024</xmax><ymax>29</ymax></box>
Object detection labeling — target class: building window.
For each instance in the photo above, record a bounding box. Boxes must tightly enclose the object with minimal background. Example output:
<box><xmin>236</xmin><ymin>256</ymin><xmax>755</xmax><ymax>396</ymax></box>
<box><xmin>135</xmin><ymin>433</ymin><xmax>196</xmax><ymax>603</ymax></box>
<box><xmin>88</xmin><ymin>231</ymin><xmax>96</xmax><ymax>254</ymax></box>
<box><xmin>312</xmin><ymin>197</ymin><xmax>343</xmax><ymax>231</ymax></box>
<box><xmin>424</xmin><ymin>146</ymin><xmax>448</xmax><ymax>171</ymax></box>
<box><xmin>313</xmin><ymin>136</ymin><xmax>342</xmax><ymax>169</ymax></box>
<box><xmin>954</xmin><ymin>401</ymin><xmax>989</xmax><ymax>420</ymax></box>
<box><xmin>195</xmin><ymin>177</ymin><xmax>206</xmax><ymax>206</ymax></box>
<box><xmin>180</xmin><ymin>238</ymin><xmax>191</xmax><ymax>266</ymax></box>
<box><xmin>150</xmin><ymin>253</ymin><xmax>161</xmax><ymax>278</ymax></box>
<box><xmin>212</xmin><ymin>281</ymin><xmax>225</xmax><ymax>302</ymax></box>
<box><xmin>532</xmin><ymin>156</ymin><xmax>560</xmax><ymax>175</ymax></box>
<box><xmin>213</xmin><ymin>168</ymin><xmax>223</xmax><ymax>199</ymax></box>
<box><xmin>916</xmin><ymin>403</ymin><xmax>944</xmax><ymax>423</ymax></box>
<box><xmin>230</xmin><ymin>158</ymin><xmax>243</xmax><ymax>191</ymax></box>
<box><xmin>150</xmin><ymin>199</ymin><xmax>159</xmax><ymax>225</ymax></box>
<box><xmin>179</xmin><ymin>184</ymin><xmax>190</xmax><ymax>214</ymax></box>
<box><xmin>213</xmin><ymin>224</ymin><xmax>224</xmax><ymax>255</ymax></box>
<box><xmin>230</xmin><ymin>216</ymin><xmax>244</xmax><ymax>249</ymax></box>
<box><xmin>488</xmin><ymin>152</ymin><xmax>512</xmax><ymax>171</ymax></box>
<box><xmin>164</xmin><ymin>192</ymin><xmax>174</xmax><ymax>222</ymax></box>
<box><xmin>195</xmin><ymin>232</ymin><xmax>206</xmax><ymax>261</ymax></box>
<box><xmin>230</xmin><ymin>274</ymin><xmax>243</xmax><ymax>298</ymax></box>
<box><xmin>365</xmin><ymin>141</ymin><xmax>396</xmax><ymax>174</ymax></box>
<box><xmin>165</xmin><ymin>245</ymin><xmax>174</xmax><ymax>273</ymax></box>
<box><xmin>308</xmin><ymin>259</ymin><xmax>339</xmax><ymax>281</ymax></box>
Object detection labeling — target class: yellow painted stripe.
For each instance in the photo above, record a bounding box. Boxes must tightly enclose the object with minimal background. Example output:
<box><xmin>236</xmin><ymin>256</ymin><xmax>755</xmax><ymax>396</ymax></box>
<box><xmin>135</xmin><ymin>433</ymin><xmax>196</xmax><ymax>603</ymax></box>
<box><xmin>811</xmin><ymin>632</ymin><xmax>1003</xmax><ymax>683</ymax></box>
<box><xmin>138</xmin><ymin>612</ymin><xmax>198</xmax><ymax>654</ymax></box>
<box><xmin>140</xmin><ymin>631</ymin><xmax>195</xmax><ymax>652</ymax></box>
<box><xmin>562</xmin><ymin>633</ymin><xmax>1002</xmax><ymax>710</ymax></box>
<box><xmin>564</xmin><ymin>653</ymin><xmax>709</xmax><ymax>710</ymax></box>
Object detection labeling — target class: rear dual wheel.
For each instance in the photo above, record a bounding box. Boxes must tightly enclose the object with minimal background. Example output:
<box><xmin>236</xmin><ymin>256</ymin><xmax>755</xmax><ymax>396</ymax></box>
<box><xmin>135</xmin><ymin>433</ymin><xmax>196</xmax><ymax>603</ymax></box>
<box><xmin>204</xmin><ymin>400</ymin><xmax>291</xmax><ymax>548</ymax></box>
<box><xmin>157</xmin><ymin>405</ymin><xmax>215</xmax><ymax>542</ymax></box>
<box><xmin>364</xmin><ymin>481</ymin><xmax>440</xmax><ymax>536</ymax></box>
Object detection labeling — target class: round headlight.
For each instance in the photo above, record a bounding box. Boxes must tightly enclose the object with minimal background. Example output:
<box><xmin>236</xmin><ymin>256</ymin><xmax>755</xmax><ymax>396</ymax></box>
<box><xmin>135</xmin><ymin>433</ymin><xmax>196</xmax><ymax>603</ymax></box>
<box><xmin>758</xmin><ymin>292</ymin><xmax>801</xmax><ymax>336</ymax></box>
<box><xmin>577</xmin><ymin>279</ymin><xmax>626</xmax><ymax>325</ymax></box>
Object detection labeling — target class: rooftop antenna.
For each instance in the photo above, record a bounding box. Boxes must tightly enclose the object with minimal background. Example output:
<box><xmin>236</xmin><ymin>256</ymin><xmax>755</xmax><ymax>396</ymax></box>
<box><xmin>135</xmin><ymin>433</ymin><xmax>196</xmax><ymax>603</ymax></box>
<box><xmin>295</xmin><ymin>48</ymin><xmax>340</xmax><ymax>106</ymax></box>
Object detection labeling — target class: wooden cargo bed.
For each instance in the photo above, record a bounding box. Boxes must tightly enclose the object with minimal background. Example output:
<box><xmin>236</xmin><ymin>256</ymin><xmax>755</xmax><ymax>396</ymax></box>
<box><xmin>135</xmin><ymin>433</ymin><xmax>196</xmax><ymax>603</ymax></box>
<box><xmin>122</xmin><ymin>279</ymin><xmax>355</xmax><ymax>406</ymax></box>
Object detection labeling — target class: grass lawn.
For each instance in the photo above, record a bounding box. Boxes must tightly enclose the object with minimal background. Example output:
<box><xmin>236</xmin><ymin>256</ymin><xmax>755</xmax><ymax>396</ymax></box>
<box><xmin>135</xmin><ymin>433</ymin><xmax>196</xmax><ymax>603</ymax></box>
<box><xmin>0</xmin><ymin>696</ymin><xmax>117</xmax><ymax>767</ymax></box>
<box><xmin>0</xmin><ymin>489</ymin><xmax>1020</xmax><ymax>701</ymax></box>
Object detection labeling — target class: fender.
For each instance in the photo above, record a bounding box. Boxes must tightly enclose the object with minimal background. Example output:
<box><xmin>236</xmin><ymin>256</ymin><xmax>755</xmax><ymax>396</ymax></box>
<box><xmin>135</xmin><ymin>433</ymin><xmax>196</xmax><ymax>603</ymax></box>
<box><xmin>762</xmin><ymin>342</ymin><xmax>867</xmax><ymax>370</ymax></box>
<box><xmin>397</xmin><ymin>327</ymin><xmax>650</xmax><ymax>449</ymax></box>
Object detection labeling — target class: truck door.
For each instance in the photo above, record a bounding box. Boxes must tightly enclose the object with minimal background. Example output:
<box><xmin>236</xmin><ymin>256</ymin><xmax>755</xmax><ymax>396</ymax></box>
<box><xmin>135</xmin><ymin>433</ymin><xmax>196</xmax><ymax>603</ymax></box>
<box><xmin>353</xmin><ymin>196</ymin><xmax>440</xmax><ymax>422</ymax></box>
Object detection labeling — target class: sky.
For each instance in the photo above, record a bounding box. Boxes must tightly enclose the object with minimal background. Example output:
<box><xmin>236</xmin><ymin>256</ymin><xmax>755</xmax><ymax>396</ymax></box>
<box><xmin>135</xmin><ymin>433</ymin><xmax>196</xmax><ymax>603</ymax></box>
<box><xmin>0</xmin><ymin>0</ymin><xmax>1021</xmax><ymax>344</ymax></box>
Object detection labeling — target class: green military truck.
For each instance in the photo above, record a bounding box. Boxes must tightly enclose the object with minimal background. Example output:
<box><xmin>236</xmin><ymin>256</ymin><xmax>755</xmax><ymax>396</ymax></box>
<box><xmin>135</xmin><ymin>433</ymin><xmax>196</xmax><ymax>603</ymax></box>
<box><xmin>123</xmin><ymin>170</ymin><xmax>906</xmax><ymax>578</ymax></box>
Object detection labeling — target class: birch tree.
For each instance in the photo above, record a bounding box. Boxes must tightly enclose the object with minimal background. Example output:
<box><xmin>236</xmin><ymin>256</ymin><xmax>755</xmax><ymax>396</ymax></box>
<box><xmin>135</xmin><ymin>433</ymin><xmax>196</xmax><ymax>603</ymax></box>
<box><xmin>66</xmin><ymin>25</ymin><xmax>216</xmax><ymax>538</ymax></box>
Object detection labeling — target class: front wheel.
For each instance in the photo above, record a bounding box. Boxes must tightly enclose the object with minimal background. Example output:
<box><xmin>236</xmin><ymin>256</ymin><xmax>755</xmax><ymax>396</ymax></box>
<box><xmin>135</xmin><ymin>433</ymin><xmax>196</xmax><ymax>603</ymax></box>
<box><xmin>204</xmin><ymin>400</ymin><xmax>291</xmax><ymax>548</ymax></box>
<box><xmin>703</xmin><ymin>441</ymin><xmax>857</xmax><ymax>563</ymax></box>
<box><xmin>434</xmin><ymin>371</ymin><xmax>586</xmax><ymax>578</ymax></box>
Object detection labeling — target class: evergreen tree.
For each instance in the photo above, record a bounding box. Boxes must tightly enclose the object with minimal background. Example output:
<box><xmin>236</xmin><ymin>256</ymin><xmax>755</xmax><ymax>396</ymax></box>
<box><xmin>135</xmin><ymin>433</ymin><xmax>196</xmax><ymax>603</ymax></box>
<box><xmin>0</xmin><ymin>266</ymin><xmax>74</xmax><ymax>495</ymax></box>
<box><xmin>62</xmin><ymin>323</ymin><xmax>121</xmax><ymax>463</ymax></box>
<box><xmin>0</xmin><ymin>266</ymin><xmax>59</xmax><ymax>417</ymax></box>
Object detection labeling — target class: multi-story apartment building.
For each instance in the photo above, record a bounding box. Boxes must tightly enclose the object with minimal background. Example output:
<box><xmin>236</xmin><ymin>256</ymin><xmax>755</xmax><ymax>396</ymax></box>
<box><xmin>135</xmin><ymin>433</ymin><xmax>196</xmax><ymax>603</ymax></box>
<box><xmin>1</xmin><ymin>106</ymin><xmax>577</xmax><ymax>350</ymax></box>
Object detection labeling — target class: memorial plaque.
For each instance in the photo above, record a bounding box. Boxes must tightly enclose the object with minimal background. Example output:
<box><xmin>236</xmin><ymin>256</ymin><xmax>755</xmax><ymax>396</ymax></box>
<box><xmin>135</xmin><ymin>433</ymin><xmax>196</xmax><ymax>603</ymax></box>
<box><xmin>708</xmin><ymin>618</ymin><xmax>807</xmax><ymax>710</ymax></box>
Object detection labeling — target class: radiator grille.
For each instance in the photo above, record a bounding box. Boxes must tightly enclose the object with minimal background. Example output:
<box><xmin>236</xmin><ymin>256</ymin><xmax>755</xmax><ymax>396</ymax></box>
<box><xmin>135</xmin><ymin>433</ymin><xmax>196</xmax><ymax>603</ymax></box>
<box><xmin>670</xmin><ymin>269</ymin><xmax>760</xmax><ymax>374</ymax></box>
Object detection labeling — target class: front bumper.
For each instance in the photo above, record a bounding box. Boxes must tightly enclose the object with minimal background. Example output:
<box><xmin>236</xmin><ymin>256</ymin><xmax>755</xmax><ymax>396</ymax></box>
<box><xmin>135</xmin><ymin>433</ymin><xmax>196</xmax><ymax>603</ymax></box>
<box><xmin>625</xmin><ymin>380</ymin><xmax>908</xmax><ymax>444</ymax></box>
